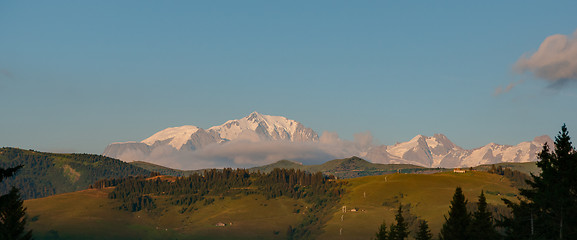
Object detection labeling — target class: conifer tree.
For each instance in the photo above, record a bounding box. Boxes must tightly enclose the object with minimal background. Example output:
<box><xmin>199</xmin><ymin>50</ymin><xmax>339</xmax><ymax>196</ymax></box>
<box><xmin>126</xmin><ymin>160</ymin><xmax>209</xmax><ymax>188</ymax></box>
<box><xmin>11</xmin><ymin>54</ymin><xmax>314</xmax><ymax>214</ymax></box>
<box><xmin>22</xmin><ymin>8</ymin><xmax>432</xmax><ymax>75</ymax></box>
<box><xmin>440</xmin><ymin>187</ymin><xmax>471</xmax><ymax>240</ymax></box>
<box><xmin>375</xmin><ymin>220</ymin><xmax>388</xmax><ymax>240</ymax></box>
<box><xmin>0</xmin><ymin>187</ymin><xmax>32</xmax><ymax>240</ymax></box>
<box><xmin>504</xmin><ymin>124</ymin><xmax>577</xmax><ymax>239</ymax></box>
<box><xmin>470</xmin><ymin>191</ymin><xmax>499</xmax><ymax>240</ymax></box>
<box><xmin>415</xmin><ymin>220</ymin><xmax>432</xmax><ymax>240</ymax></box>
<box><xmin>389</xmin><ymin>205</ymin><xmax>409</xmax><ymax>240</ymax></box>
<box><xmin>0</xmin><ymin>165</ymin><xmax>32</xmax><ymax>240</ymax></box>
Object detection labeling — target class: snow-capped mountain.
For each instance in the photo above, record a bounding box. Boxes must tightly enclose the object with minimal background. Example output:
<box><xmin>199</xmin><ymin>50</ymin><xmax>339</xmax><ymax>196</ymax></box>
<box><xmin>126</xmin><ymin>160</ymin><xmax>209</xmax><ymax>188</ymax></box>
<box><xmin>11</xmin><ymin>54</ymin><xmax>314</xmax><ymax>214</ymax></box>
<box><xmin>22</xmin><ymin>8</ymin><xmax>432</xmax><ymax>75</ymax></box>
<box><xmin>208</xmin><ymin>112</ymin><xmax>319</xmax><ymax>142</ymax></box>
<box><xmin>103</xmin><ymin>112</ymin><xmax>551</xmax><ymax>169</ymax></box>
<box><xmin>103</xmin><ymin>112</ymin><xmax>319</xmax><ymax>161</ymax></box>
<box><xmin>364</xmin><ymin>134</ymin><xmax>552</xmax><ymax>168</ymax></box>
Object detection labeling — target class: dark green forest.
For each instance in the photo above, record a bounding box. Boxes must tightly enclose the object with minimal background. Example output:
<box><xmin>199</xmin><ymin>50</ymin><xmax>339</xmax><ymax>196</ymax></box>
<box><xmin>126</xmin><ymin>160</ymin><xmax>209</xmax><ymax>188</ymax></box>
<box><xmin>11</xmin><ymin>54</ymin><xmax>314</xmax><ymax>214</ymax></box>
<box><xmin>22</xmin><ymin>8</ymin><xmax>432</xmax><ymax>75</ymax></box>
<box><xmin>0</xmin><ymin>148</ymin><xmax>150</xmax><ymax>199</ymax></box>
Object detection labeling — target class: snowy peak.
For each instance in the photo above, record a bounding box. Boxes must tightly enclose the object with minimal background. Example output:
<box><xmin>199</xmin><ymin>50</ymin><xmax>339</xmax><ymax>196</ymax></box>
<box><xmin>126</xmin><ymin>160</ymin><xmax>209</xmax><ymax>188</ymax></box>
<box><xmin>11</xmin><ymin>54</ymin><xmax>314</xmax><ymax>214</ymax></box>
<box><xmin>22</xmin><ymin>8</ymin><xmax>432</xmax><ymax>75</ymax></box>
<box><xmin>208</xmin><ymin>112</ymin><xmax>318</xmax><ymax>142</ymax></box>
<box><xmin>106</xmin><ymin>112</ymin><xmax>319</xmax><ymax>161</ymax></box>
<box><xmin>142</xmin><ymin>125</ymin><xmax>200</xmax><ymax>150</ymax></box>
<box><xmin>457</xmin><ymin>135</ymin><xmax>553</xmax><ymax>167</ymax></box>
<box><xmin>365</xmin><ymin>133</ymin><xmax>549</xmax><ymax>168</ymax></box>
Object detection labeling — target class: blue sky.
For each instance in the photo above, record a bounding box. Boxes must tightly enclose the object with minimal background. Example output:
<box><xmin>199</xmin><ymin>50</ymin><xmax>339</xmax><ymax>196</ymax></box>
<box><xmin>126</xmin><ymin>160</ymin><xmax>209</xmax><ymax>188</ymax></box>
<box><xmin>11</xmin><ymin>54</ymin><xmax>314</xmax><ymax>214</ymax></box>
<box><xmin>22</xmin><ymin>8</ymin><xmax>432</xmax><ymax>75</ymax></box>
<box><xmin>1</xmin><ymin>1</ymin><xmax>576</xmax><ymax>154</ymax></box>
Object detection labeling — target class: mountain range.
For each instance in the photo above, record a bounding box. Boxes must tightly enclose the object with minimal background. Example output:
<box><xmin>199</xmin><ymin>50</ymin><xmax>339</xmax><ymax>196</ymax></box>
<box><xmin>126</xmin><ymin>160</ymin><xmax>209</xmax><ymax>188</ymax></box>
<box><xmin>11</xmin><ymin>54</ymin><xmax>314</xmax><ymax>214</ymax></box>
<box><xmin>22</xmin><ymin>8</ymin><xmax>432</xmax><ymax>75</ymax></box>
<box><xmin>103</xmin><ymin>112</ymin><xmax>552</xmax><ymax>168</ymax></box>
<box><xmin>103</xmin><ymin>112</ymin><xmax>318</xmax><ymax>162</ymax></box>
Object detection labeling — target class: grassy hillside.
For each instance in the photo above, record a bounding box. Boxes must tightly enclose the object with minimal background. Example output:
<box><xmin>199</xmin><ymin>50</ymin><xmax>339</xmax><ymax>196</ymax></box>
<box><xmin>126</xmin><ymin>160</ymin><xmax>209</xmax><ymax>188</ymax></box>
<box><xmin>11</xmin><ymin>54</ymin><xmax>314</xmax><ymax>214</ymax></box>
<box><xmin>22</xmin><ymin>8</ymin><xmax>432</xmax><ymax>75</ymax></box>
<box><xmin>26</xmin><ymin>188</ymin><xmax>310</xmax><ymax>239</ymax></box>
<box><xmin>251</xmin><ymin>156</ymin><xmax>432</xmax><ymax>179</ymax></box>
<box><xmin>318</xmin><ymin>171</ymin><xmax>518</xmax><ymax>239</ymax></box>
<box><xmin>25</xmin><ymin>171</ymin><xmax>519</xmax><ymax>239</ymax></box>
<box><xmin>0</xmin><ymin>147</ymin><xmax>150</xmax><ymax>199</ymax></box>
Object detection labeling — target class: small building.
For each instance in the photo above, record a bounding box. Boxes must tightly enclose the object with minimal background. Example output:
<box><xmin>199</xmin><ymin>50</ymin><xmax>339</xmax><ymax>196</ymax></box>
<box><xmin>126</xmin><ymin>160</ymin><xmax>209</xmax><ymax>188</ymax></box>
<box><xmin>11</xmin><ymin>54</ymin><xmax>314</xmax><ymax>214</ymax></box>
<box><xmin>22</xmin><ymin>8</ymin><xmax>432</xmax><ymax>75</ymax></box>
<box><xmin>215</xmin><ymin>222</ymin><xmax>226</xmax><ymax>227</ymax></box>
<box><xmin>453</xmin><ymin>168</ymin><xmax>466</xmax><ymax>173</ymax></box>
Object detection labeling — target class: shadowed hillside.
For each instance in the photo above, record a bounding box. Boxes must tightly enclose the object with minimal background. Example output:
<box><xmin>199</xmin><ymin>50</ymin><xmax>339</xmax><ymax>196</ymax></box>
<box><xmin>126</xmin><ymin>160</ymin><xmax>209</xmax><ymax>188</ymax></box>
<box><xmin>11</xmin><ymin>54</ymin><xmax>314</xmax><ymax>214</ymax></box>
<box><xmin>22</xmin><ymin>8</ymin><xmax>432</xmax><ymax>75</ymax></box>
<box><xmin>0</xmin><ymin>147</ymin><xmax>150</xmax><ymax>199</ymax></box>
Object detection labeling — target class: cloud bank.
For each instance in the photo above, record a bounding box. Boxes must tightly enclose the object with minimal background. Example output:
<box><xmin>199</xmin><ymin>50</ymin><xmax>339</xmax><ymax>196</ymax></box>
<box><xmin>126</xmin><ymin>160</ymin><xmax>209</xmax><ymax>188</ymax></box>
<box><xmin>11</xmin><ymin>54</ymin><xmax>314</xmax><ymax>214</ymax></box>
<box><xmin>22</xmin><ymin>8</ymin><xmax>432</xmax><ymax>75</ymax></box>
<box><xmin>515</xmin><ymin>29</ymin><xmax>577</xmax><ymax>87</ymax></box>
<box><xmin>117</xmin><ymin>131</ymin><xmax>376</xmax><ymax>170</ymax></box>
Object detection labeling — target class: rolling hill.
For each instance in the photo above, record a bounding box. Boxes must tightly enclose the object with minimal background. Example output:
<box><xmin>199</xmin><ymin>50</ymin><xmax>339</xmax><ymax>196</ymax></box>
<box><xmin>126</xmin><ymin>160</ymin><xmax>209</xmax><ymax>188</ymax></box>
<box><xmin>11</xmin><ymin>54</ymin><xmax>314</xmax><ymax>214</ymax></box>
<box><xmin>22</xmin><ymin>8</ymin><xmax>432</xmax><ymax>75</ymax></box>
<box><xmin>25</xmin><ymin>171</ymin><xmax>519</xmax><ymax>239</ymax></box>
<box><xmin>250</xmin><ymin>156</ymin><xmax>433</xmax><ymax>179</ymax></box>
<box><xmin>0</xmin><ymin>147</ymin><xmax>150</xmax><ymax>199</ymax></box>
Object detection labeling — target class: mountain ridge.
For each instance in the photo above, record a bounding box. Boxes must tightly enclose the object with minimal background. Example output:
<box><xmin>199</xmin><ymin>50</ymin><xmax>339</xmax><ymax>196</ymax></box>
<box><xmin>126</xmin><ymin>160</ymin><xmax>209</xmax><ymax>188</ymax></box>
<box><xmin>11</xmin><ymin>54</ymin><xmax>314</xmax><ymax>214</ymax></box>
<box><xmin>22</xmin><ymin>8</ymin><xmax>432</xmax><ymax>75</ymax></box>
<box><xmin>103</xmin><ymin>112</ymin><xmax>319</xmax><ymax>163</ymax></box>
<box><xmin>103</xmin><ymin>112</ymin><xmax>552</xmax><ymax>168</ymax></box>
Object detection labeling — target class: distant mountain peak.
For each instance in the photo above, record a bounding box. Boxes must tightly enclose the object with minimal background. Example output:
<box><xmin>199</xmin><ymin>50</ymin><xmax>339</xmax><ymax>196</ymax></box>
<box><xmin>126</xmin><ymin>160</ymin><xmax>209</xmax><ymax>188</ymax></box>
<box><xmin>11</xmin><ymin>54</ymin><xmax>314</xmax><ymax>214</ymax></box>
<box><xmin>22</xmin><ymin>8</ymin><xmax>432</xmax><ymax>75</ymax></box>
<box><xmin>208</xmin><ymin>112</ymin><xmax>318</xmax><ymax>142</ymax></box>
<box><xmin>142</xmin><ymin>125</ymin><xmax>201</xmax><ymax>150</ymax></box>
<box><xmin>104</xmin><ymin>112</ymin><xmax>319</xmax><ymax>163</ymax></box>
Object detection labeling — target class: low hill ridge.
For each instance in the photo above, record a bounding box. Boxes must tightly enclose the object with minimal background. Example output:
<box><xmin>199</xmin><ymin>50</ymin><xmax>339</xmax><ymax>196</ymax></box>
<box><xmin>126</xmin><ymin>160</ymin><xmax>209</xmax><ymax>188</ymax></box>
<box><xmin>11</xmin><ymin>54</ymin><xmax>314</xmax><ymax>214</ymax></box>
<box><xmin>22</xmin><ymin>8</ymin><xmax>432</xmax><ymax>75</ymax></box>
<box><xmin>251</xmin><ymin>156</ymin><xmax>427</xmax><ymax>179</ymax></box>
<box><xmin>0</xmin><ymin>147</ymin><xmax>150</xmax><ymax>199</ymax></box>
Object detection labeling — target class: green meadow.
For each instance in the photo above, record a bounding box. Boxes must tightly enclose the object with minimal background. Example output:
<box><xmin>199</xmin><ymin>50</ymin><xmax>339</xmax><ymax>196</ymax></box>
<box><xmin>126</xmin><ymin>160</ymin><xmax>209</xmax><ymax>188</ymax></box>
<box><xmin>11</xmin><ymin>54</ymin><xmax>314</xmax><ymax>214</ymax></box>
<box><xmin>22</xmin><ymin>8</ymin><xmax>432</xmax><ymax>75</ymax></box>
<box><xmin>25</xmin><ymin>171</ymin><xmax>519</xmax><ymax>239</ymax></box>
<box><xmin>318</xmin><ymin>171</ymin><xmax>518</xmax><ymax>239</ymax></box>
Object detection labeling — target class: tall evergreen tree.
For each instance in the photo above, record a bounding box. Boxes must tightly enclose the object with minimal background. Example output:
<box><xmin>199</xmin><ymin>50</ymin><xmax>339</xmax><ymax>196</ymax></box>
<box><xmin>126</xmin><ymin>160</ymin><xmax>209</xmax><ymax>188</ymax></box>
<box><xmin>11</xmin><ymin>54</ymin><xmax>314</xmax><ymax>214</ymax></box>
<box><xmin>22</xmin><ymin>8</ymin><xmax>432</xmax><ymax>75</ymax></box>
<box><xmin>375</xmin><ymin>220</ymin><xmax>388</xmax><ymax>240</ymax></box>
<box><xmin>0</xmin><ymin>187</ymin><xmax>32</xmax><ymax>240</ymax></box>
<box><xmin>389</xmin><ymin>205</ymin><xmax>409</xmax><ymax>240</ymax></box>
<box><xmin>0</xmin><ymin>165</ymin><xmax>32</xmax><ymax>240</ymax></box>
<box><xmin>504</xmin><ymin>124</ymin><xmax>577</xmax><ymax>239</ymax></box>
<box><xmin>470</xmin><ymin>191</ymin><xmax>499</xmax><ymax>240</ymax></box>
<box><xmin>440</xmin><ymin>187</ymin><xmax>471</xmax><ymax>240</ymax></box>
<box><xmin>415</xmin><ymin>220</ymin><xmax>432</xmax><ymax>240</ymax></box>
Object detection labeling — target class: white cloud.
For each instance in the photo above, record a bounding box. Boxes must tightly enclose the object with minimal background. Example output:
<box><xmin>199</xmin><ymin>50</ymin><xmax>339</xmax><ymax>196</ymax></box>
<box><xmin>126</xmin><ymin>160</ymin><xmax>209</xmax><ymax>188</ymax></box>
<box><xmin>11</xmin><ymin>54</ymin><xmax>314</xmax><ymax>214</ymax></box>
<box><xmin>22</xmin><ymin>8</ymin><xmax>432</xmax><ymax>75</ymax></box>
<box><xmin>515</xmin><ymin>29</ymin><xmax>577</xmax><ymax>87</ymax></box>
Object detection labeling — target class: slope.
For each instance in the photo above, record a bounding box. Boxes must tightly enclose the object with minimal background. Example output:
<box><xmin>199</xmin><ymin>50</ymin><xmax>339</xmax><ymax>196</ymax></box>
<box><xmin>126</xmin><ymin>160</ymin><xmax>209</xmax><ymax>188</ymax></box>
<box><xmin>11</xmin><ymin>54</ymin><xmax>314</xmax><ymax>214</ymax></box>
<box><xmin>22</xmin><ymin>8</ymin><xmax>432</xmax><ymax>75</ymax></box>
<box><xmin>25</xmin><ymin>171</ymin><xmax>519</xmax><ymax>239</ymax></box>
<box><xmin>318</xmin><ymin>171</ymin><xmax>518</xmax><ymax>239</ymax></box>
<box><xmin>0</xmin><ymin>147</ymin><xmax>150</xmax><ymax>199</ymax></box>
<box><xmin>26</xmin><ymin>188</ymin><xmax>307</xmax><ymax>240</ymax></box>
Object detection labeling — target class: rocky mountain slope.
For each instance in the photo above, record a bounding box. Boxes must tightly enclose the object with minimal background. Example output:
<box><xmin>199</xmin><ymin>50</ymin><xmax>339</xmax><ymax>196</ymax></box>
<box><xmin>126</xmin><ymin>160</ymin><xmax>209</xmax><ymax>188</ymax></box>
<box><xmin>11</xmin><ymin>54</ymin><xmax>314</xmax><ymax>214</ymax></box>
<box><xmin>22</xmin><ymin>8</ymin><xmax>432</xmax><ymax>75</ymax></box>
<box><xmin>364</xmin><ymin>134</ymin><xmax>552</xmax><ymax>168</ymax></box>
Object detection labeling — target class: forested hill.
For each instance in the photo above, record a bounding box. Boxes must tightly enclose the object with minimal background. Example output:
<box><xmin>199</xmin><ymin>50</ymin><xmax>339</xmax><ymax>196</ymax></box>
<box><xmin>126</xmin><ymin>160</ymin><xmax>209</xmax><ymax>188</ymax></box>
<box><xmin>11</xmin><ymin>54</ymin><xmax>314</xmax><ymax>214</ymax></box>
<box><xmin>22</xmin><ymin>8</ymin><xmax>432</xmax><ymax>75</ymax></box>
<box><xmin>129</xmin><ymin>161</ymin><xmax>202</xmax><ymax>177</ymax></box>
<box><xmin>251</xmin><ymin>156</ymin><xmax>430</xmax><ymax>178</ymax></box>
<box><xmin>0</xmin><ymin>147</ymin><xmax>150</xmax><ymax>199</ymax></box>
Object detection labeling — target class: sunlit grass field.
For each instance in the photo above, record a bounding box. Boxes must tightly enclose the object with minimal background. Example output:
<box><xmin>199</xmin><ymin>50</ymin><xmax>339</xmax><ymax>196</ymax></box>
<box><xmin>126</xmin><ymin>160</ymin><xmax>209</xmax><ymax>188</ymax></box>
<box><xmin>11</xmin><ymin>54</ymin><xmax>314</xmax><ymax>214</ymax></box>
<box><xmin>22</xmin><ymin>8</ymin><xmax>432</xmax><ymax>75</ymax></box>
<box><xmin>318</xmin><ymin>171</ymin><xmax>518</xmax><ymax>239</ymax></box>
<box><xmin>26</xmin><ymin>171</ymin><xmax>519</xmax><ymax>239</ymax></box>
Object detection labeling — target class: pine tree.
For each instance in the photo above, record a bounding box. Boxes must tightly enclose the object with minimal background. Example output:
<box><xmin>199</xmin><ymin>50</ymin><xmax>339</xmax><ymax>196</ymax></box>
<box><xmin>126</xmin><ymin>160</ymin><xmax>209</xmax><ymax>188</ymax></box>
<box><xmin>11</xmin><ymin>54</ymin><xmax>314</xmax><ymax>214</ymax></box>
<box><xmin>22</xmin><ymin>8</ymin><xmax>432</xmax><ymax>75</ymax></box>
<box><xmin>415</xmin><ymin>220</ymin><xmax>432</xmax><ymax>240</ymax></box>
<box><xmin>504</xmin><ymin>124</ymin><xmax>577</xmax><ymax>239</ymax></box>
<box><xmin>389</xmin><ymin>205</ymin><xmax>409</xmax><ymax>240</ymax></box>
<box><xmin>0</xmin><ymin>187</ymin><xmax>32</xmax><ymax>240</ymax></box>
<box><xmin>375</xmin><ymin>220</ymin><xmax>388</xmax><ymax>240</ymax></box>
<box><xmin>470</xmin><ymin>191</ymin><xmax>499</xmax><ymax>240</ymax></box>
<box><xmin>0</xmin><ymin>165</ymin><xmax>32</xmax><ymax>240</ymax></box>
<box><xmin>440</xmin><ymin>187</ymin><xmax>471</xmax><ymax>240</ymax></box>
